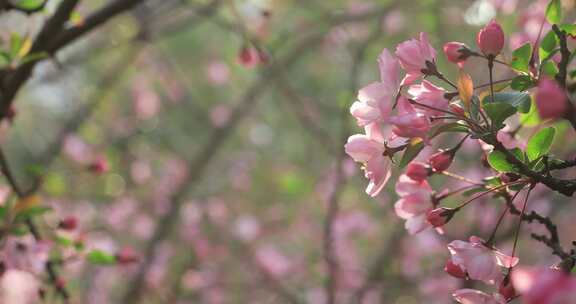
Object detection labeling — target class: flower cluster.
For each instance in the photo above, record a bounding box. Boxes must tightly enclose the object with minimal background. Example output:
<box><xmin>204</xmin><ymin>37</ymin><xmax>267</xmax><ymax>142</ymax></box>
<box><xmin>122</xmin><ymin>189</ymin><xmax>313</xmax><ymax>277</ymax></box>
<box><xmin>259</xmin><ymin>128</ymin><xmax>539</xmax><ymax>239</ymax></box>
<box><xmin>345</xmin><ymin>0</ymin><xmax>576</xmax><ymax>301</ymax></box>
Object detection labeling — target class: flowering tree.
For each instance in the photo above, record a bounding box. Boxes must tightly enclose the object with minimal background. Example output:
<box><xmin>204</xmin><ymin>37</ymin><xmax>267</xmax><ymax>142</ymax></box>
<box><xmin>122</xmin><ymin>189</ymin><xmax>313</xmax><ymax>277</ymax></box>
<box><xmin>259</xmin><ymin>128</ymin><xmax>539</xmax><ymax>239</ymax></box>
<box><xmin>345</xmin><ymin>0</ymin><xmax>576</xmax><ymax>302</ymax></box>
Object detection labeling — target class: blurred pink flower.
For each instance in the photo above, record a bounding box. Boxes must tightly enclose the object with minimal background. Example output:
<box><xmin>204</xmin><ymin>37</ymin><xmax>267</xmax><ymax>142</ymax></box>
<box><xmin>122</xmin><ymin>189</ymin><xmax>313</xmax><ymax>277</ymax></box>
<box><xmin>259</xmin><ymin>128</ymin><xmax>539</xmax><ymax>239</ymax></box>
<box><xmin>0</xmin><ymin>270</ymin><xmax>40</xmax><ymax>304</ymax></box>
<box><xmin>205</xmin><ymin>60</ymin><xmax>230</xmax><ymax>85</ymax></box>
<box><xmin>210</xmin><ymin>104</ymin><xmax>231</xmax><ymax>128</ymax></box>
<box><xmin>132</xmin><ymin>77</ymin><xmax>161</xmax><ymax>120</ymax></box>
<box><xmin>255</xmin><ymin>246</ymin><xmax>292</xmax><ymax>277</ymax></box>
<box><xmin>453</xmin><ymin>289</ymin><xmax>506</xmax><ymax>304</ymax></box>
<box><xmin>536</xmin><ymin>78</ymin><xmax>567</xmax><ymax>120</ymax></box>
<box><xmin>512</xmin><ymin>267</ymin><xmax>576</xmax><ymax>304</ymax></box>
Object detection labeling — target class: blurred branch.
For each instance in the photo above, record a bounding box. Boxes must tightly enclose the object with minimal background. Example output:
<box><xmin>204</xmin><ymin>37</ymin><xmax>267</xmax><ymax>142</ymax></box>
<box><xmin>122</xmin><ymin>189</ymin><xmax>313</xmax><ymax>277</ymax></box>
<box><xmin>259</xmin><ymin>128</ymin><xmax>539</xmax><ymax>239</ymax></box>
<box><xmin>0</xmin><ymin>148</ymin><xmax>70</xmax><ymax>301</ymax></box>
<box><xmin>352</xmin><ymin>224</ymin><xmax>405</xmax><ymax>303</ymax></box>
<box><xmin>121</xmin><ymin>4</ymin><xmax>399</xmax><ymax>302</ymax></box>
<box><xmin>322</xmin><ymin>21</ymin><xmax>385</xmax><ymax>304</ymax></box>
<box><xmin>0</xmin><ymin>0</ymin><xmax>146</xmax><ymax>119</ymax></box>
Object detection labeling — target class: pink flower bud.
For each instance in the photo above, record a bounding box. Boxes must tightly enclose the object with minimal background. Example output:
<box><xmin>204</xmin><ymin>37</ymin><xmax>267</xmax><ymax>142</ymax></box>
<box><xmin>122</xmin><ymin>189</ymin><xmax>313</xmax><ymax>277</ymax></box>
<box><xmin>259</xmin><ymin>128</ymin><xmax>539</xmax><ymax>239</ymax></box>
<box><xmin>237</xmin><ymin>46</ymin><xmax>268</xmax><ymax>68</ymax></box>
<box><xmin>429</xmin><ymin>150</ymin><xmax>453</xmax><ymax>172</ymax></box>
<box><xmin>89</xmin><ymin>156</ymin><xmax>109</xmax><ymax>175</ymax></box>
<box><xmin>499</xmin><ymin>276</ymin><xmax>516</xmax><ymax>301</ymax></box>
<box><xmin>116</xmin><ymin>247</ymin><xmax>139</xmax><ymax>264</ymax></box>
<box><xmin>427</xmin><ymin>207</ymin><xmax>456</xmax><ymax>227</ymax></box>
<box><xmin>535</xmin><ymin>78</ymin><xmax>568</xmax><ymax>120</ymax></box>
<box><xmin>443</xmin><ymin>42</ymin><xmax>470</xmax><ymax>67</ymax></box>
<box><xmin>406</xmin><ymin>162</ymin><xmax>430</xmax><ymax>182</ymax></box>
<box><xmin>449</xmin><ymin>104</ymin><xmax>465</xmax><ymax>116</ymax></box>
<box><xmin>444</xmin><ymin>259</ymin><xmax>466</xmax><ymax>279</ymax></box>
<box><xmin>58</xmin><ymin>216</ymin><xmax>78</xmax><ymax>231</ymax></box>
<box><xmin>476</xmin><ymin>19</ymin><xmax>505</xmax><ymax>56</ymax></box>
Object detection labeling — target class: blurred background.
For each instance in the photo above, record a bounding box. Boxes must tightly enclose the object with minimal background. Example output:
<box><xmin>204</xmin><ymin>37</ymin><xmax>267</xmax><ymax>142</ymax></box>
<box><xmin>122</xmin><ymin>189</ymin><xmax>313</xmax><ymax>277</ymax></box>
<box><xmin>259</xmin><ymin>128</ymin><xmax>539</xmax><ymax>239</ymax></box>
<box><xmin>1</xmin><ymin>0</ymin><xmax>575</xmax><ymax>303</ymax></box>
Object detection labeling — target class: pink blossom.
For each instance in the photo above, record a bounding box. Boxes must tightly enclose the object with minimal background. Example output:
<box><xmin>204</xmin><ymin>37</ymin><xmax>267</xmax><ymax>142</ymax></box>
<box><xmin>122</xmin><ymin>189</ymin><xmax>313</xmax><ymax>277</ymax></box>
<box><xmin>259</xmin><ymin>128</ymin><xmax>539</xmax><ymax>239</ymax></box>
<box><xmin>389</xmin><ymin>97</ymin><xmax>430</xmax><ymax>140</ymax></box>
<box><xmin>394</xmin><ymin>174</ymin><xmax>433</xmax><ymax>234</ymax></box>
<box><xmin>395</xmin><ymin>32</ymin><xmax>436</xmax><ymax>85</ymax></box>
<box><xmin>255</xmin><ymin>246</ymin><xmax>292</xmax><ymax>277</ymax></box>
<box><xmin>476</xmin><ymin>19</ymin><xmax>505</xmax><ymax>56</ymax></box>
<box><xmin>344</xmin><ymin>132</ymin><xmax>392</xmax><ymax>197</ymax></box>
<box><xmin>443</xmin><ymin>42</ymin><xmax>470</xmax><ymax>67</ymax></box>
<box><xmin>350</xmin><ymin>49</ymin><xmax>400</xmax><ymax>127</ymax></box>
<box><xmin>535</xmin><ymin>78</ymin><xmax>568</xmax><ymax>120</ymax></box>
<box><xmin>512</xmin><ymin>267</ymin><xmax>576</xmax><ymax>304</ymax></box>
<box><xmin>453</xmin><ymin>289</ymin><xmax>507</xmax><ymax>304</ymax></box>
<box><xmin>408</xmin><ymin>80</ymin><xmax>449</xmax><ymax>115</ymax></box>
<box><xmin>448</xmin><ymin>236</ymin><xmax>519</xmax><ymax>284</ymax></box>
<box><xmin>0</xmin><ymin>270</ymin><xmax>40</xmax><ymax>304</ymax></box>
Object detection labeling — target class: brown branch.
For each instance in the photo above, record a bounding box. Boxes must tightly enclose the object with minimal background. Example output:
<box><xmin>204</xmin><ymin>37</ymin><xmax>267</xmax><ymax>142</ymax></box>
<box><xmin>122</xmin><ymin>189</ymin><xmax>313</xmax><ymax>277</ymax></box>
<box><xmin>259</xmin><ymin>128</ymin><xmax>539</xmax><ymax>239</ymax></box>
<box><xmin>0</xmin><ymin>0</ymin><xmax>145</xmax><ymax>119</ymax></box>
<box><xmin>504</xmin><ymin>190</ymin><xmax>568</xmax><ymax>259</ymax></box>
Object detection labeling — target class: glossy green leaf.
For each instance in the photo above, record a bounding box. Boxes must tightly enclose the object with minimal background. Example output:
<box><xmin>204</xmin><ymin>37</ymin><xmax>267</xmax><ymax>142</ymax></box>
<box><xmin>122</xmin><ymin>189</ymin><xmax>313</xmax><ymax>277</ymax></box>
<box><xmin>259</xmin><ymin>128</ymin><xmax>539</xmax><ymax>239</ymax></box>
<box><xmin>487</xmin><ymin>148</ymin><xmax>524</xmax><ymax>173</ymax></box>
<box><xmin>511</xmin><ymin>43</ymin><xmax>532</xmax><ymax>73</ymax></box>
<box><xmin>558</xmin><ymin>24</ymin><xmax>576</xmax><ymax>36</ymax></box>
<box><xmin>539</xmin><ymin>30</ymin><xmax>558</xmax><ymax>61</ymax></box>
<box><xmin>510</xmin><ymin>75</ymin><xmax>535</xmax><ymax>91</ymax></box>
<box><xmin>482</xmin><ymin>92</ymin><xmax>531</xmax><ymax>113</ymax></box>
<box><xmin>484</xmin><ymin>102</ymin><xmax>516</xmax><ymax>129</ymax></box>
<box><xmin>545</xmin><ymin>0</ymin><xmax>562</xmax><ymax>24</ymax></box>
<box><xmin>541</xmin><ymin>60</ymin><xmax>559</xmax><ymax>77</ymax></box>
<box><xmin>526</xmin><ymin>127</ymin><xmax>556</xmax><ymax>161</ymax></box>
<box><xmin>398</xmin><ymin>140</ymin><xmax>424</xmax><ymax>169</ymax></box>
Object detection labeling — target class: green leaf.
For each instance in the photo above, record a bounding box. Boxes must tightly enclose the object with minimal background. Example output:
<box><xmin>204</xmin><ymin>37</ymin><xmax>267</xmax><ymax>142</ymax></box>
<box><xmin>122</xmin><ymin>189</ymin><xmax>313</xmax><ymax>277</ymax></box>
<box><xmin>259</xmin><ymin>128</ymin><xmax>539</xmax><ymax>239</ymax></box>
<box><xmin>430</xmin><ymin>122</ymin><xmax>469</xmax><ymax>138</ymax></box>
<box><xmin>539</xmin><ymin>30</ymin><xmax>558</xmax><ymax>61</ymax></box>
<box><xmin>526</xmin><ymin>127</ymin><xmax>556</xmax><ymax>161</ymax></box>
<box><xmin>87</xmin><ymin>250</ymin><xmax>117</xmax><ymax>265</ymax></box>
<box><xmin>520</xmin><ymin>99</ymin><xmax>541</xmax><ymax>126</ymax></box>
<box><xmin>541</xmin><ymin>60</ymin><xmax>559</xmax><ymax>77</ymax></box>
<box><xmin>484</xmin><ymin>102</ymin><xmax>517</xmax><ymax>129</ymax></box>
<box><xmin>545</xmin><ymin>0</ymin><xmax>562</xmax><ymax>24</ymax></box>
<box><xmin>482</xmin><ymin>92</ymin><xmax>531</xmax><ymax>113</ymax></box>
<box><xmin>487</xmin><ymin>148</ymin><xmax>524</xmax><ymax>173</ymax></box>
<box><xmin>510</xmin><ymin>75</ymin><xmax>535</xmax><ymax>91</ymax></box>
<box><xmin>11</xmin><ymin>0</ymin><xmax>45</xmax><ymax>10</ymax></box>
<box><xmin>9</xmin><ymin>33</ymin><xmax>22</xmax><ymax>60</ymax></box>
<box><xmin>511</xmin><ymin>43</ymin><xmax>533</xmax><ymax>73</ymax></box>
<box><xmin>398</xmin><ymin>140</ymin><xmax>424</xmax><ymax>169</ymax></box>
<box><xmin>14</xmin><ymin>206</ymin><xmax>51</xmax><ymax>223</ymax></box>
<box><xmin>558</xmin><ymin>24</ymin><xmax>576</xmax><ymax>37</ymax></box>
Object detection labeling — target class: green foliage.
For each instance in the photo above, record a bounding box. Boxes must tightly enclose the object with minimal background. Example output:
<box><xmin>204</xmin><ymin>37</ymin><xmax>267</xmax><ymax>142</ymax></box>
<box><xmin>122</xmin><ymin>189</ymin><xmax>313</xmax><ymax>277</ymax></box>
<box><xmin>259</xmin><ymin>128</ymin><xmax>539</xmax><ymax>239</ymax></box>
<box><xmin>488</xmin><ymin>148</ymin><xmax>524</xmax><ymax>173</ymax></box>
<box><xmin>510</xmin><ymin>75</ymin><xmax>535</xmax><ymax>91</ymax></box>
<box><xmin>510</xmin><ymin>43</ymin><xmax>532</xmax><ymax>73</ymax></box>
<box><xmin>87</xmin><ymin>250</ymin><xmax>117</xmax><ymax>265</ymax></box>
<box><xmin>398</xmin><ymin>140</ymin><xmax>424</xmax><ymax>169</ymax></box>
<box><xmin>526</xmin><ymin>127</ymin><xmax>556</xmax><ymax>161</ymax></box>
<box><xmin>11</xmin><ymin>0</ymin><xmax>45</xmax><ymax>10</ymax></box>
<box><xmin>539</xmin><ymin>30</ymin><xmax>558</xmax><ymax>61</ymax></box>
<box><xmin>14</xmin><ymin>206</ymin><xmax>51</xmax><ymax>223</ymax></box>
<box><xmin>545</xmin><ymin>0</ymin><xmax>562</xmax><ymax>24</ymax></box>
<box><xmin>484</xmin><ymin>102</ymin><xmax>516</xmax><ymax>129</ymax></box>
<box><xmin>482</xmin><ymin>92</ymin><xmax>531</xmax><ymax>113</ymax></box>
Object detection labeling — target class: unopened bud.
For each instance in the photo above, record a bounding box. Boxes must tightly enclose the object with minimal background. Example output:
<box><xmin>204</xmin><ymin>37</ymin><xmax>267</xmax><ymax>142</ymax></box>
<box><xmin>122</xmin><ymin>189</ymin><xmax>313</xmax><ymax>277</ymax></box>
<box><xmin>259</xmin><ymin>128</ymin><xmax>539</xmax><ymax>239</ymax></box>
<box><xmin>58</xmin><ymin>216</ymin><xmax>78</xmax><ymax>231</ymax></box>
<box><xmin>406</xmin><ymin>162</ymin><xmax>431</xmax><ymax>182</ymax></box>
<box><xmin>429</xmin><ymin>150</ymin><xmax>454</xmax><ymax>172</ymax></box>
<box><xmin>476</xmin><ymin>19</ymin><xmax>505</xmax><ymax>56</ymax></box>
<box><xmin>116</xmin><ymin>247</ymin><xmax>139</xmax><ymax>264</ymax></box>
<box><xmin>443</xmin><ymin>42</ymin><xmax>470</xmax><ymax>67</ymax></box>
<box><xmin>499</xmin><ymin>275</ymin><xmax>516</xmax><ymax>301</ymax></box>
<box><xmin>427</xmin><ymin>207</ymin><xmax>456</xmax><ymax>227</ymax></box>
